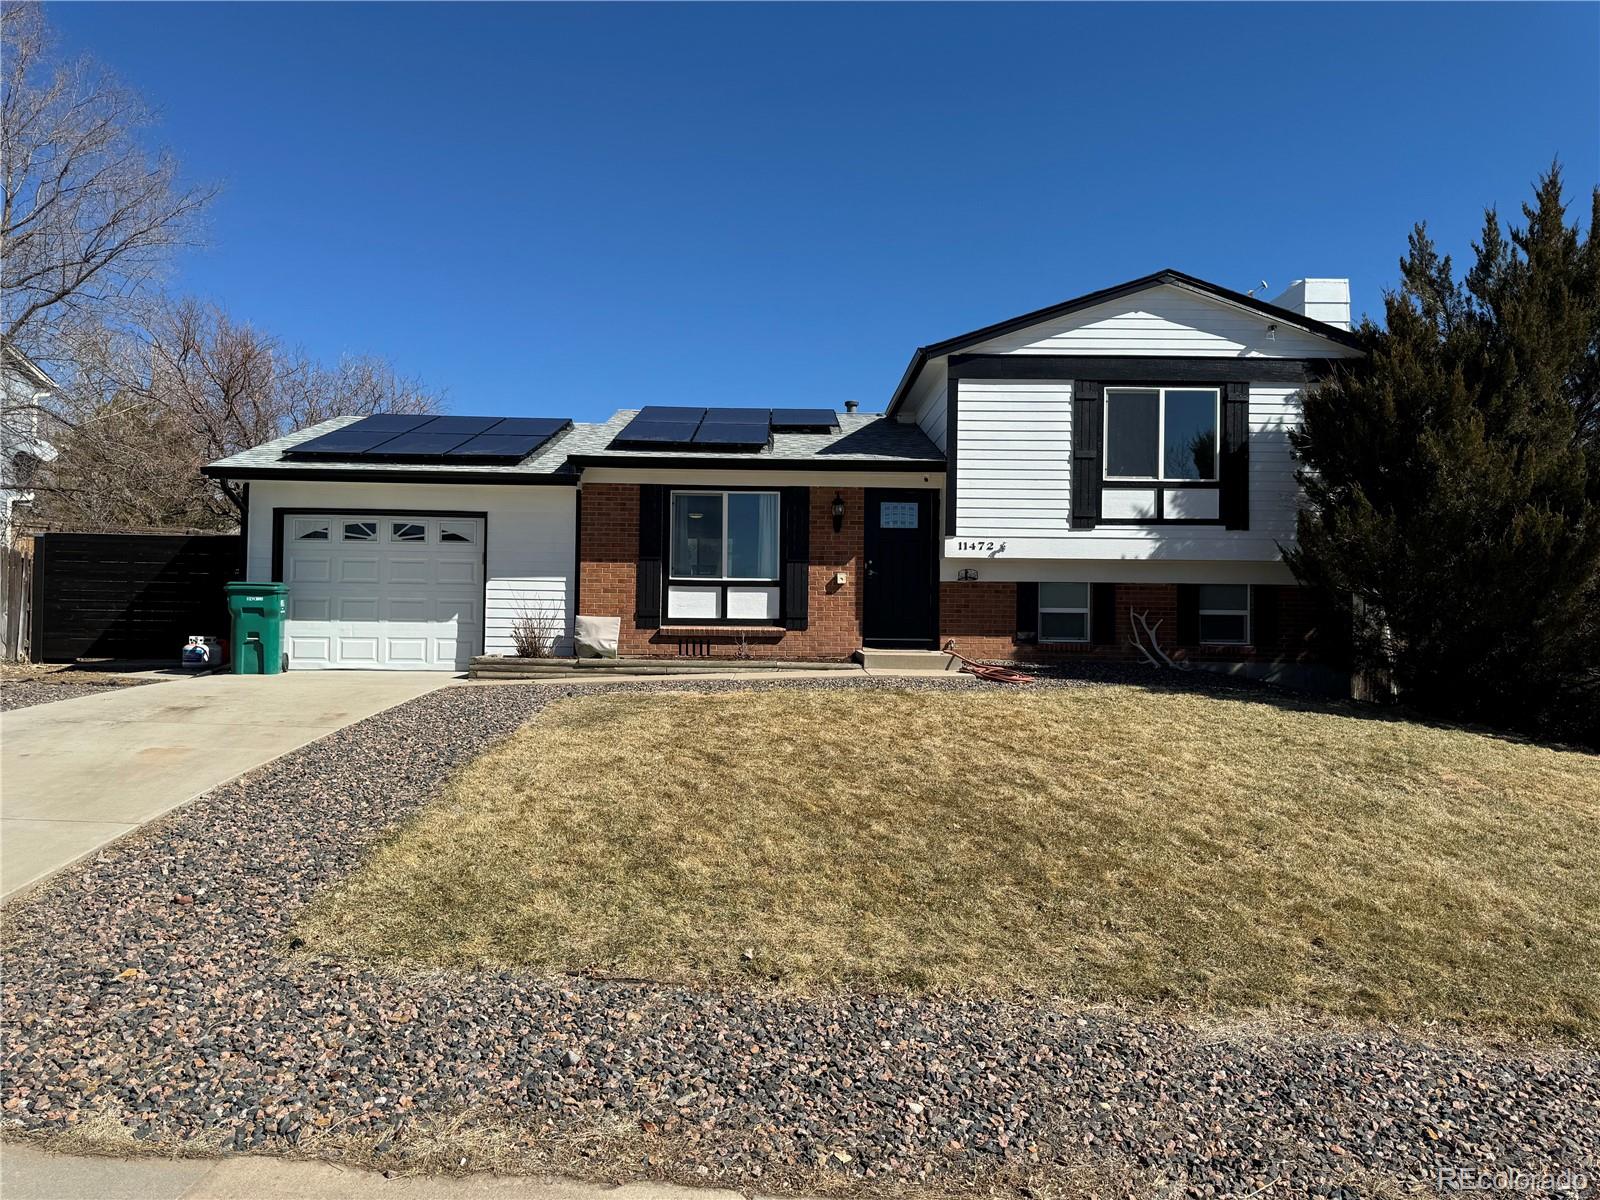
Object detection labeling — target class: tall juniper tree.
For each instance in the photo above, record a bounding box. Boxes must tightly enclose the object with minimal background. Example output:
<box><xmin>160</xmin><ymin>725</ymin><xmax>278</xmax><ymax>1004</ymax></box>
<box><xmin>1286</xmin><ymin>167</ymin><xmax>1600</xmax><ymax>745</ymax></box>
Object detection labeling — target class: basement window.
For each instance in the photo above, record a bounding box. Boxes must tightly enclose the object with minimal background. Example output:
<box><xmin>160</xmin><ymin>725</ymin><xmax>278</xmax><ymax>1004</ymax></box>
<box><xmin>1197</xmin><ymin>584</ymin><xmax>1251</xmax><ymax>644</ymax></box>
<box><xmin>1038</xmin><ymin>582</ymin><xmax>1090</xmax><ymax>643</ymax></box>
<box><xmin>1105</xmin><ymin>387</ymin><xmax>1220</xmax><ymax>481</ymax></box>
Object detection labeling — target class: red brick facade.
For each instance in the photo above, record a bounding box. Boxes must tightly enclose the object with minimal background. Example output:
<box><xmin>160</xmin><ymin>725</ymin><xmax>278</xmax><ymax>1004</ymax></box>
<box><xmin>578</xmin><ymin>483</ymin><xmax>868</xmax><ymax>661</ymax></box>
<box><xmin>579</xmin><ymin>483</ymin><xmax>1322</xmax><ymax>666</ymax></box>
<box><xmin>940</xmin><ymin>580</ymin><xmax>1322</xmax><ymax>666</ymax></box>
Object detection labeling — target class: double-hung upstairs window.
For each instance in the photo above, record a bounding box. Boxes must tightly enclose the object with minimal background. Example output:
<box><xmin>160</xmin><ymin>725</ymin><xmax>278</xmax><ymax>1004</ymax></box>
<box><xmin>1104</xmin><ymin>387</ymin><xmax>1220</xmax><ymax>481</ymax></box>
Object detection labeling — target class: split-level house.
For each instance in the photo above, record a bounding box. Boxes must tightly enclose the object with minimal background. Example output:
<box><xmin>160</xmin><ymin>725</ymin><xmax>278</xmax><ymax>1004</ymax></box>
<box><xmin>204</xmin><ymin>270</ymin><xmax>1362</xmax><ymax>687</ymax></box>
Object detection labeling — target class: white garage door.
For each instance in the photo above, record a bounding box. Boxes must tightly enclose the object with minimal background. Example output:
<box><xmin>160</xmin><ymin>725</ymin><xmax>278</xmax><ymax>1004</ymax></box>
<box><xmin>282</xmin><ymin>513</ymin><xmax>484</xmax><ymax>670</ymax></box>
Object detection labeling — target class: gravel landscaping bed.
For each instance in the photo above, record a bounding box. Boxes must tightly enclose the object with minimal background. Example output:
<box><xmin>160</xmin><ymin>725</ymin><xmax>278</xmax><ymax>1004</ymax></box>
<box><xmin>0</xmin><ymin>678</ymin><xmax>155</xmax><ymax>712</ymax></box>
<box><xmin>3</xmin><ymin>674</ymin><xmax>1595</xmax><ymax>1199</ymax></box>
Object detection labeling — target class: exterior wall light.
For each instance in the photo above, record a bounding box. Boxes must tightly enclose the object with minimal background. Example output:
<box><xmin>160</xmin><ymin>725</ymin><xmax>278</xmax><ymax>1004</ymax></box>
<box><xmin>958</xmin><ymin>568</ymin><xmax>978</xmax><ymax>581</ymax></box>
<box><xmin>831</xmin><ymin>492</ymin><xmax>845</xmax><ymax>532</ymax></box>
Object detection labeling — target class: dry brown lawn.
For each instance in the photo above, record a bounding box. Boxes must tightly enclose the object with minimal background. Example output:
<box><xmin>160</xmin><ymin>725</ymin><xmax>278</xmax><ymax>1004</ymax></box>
<box><xmin>297</xmin><ymin>685</ymin><xmax>1600</xmax><ymax>1041</ymax></box>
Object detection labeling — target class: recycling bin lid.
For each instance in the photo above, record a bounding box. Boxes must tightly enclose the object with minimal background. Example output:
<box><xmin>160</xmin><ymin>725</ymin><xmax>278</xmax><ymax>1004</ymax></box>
<box><xmin>224</xmin><ymin>581</ymin><xmax>288</xmax><ymax>594</ymax></box>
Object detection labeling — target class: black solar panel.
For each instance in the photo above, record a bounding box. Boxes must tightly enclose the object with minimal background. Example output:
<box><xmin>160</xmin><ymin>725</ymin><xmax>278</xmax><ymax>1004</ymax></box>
<box><xmin>446</xmin><ymin>433</ymin><xmax>545</xmax><ymax>459</ymax></box>
<box><xmin>692</xmin><ymin>408</ymin><xmax>769</xmax><ymax>447</ymax></box>
<box><xmin>613</xmin><ymin>406</ymin><xmax>706</xmax><ymax>446</ymax></box>
<box><xmin>349</xmin><ymin>413</ymin><xmax>435</xmax><ymax>433</ymax></box>
<box><xmin>284</xmin><ymin>413</ymin><xmax>571</xmax><ymax>464</ymax></box>
<box><xmin>362</xmin><ymin>432</ymin><xmax>471</xmax><ymax>459</ymax></box>
<box><xmin>771</xmin><ymin>407</ymin><xmax>838</xmax><ymax>431</ymax></box>
<box><xmin>285</xmin><ymin>424</ymin><xmax>400</xmax><ymax>459</ymax></box>
<box><xmin>491</xmin><ymin>417</ymin><xmax>570</xmax><ymax>437</ymax></box>
<box><xmin>412</xmin><ymin>415</ymin><xmax>499</xmax><ymax>435</ymax></box>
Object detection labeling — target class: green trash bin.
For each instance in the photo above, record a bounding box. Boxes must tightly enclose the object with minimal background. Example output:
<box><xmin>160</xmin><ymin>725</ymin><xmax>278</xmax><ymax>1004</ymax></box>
<box><xmin>225</xmin><ymin>582</ymin><xmax>289</xmax><ymax>675</ymax></box>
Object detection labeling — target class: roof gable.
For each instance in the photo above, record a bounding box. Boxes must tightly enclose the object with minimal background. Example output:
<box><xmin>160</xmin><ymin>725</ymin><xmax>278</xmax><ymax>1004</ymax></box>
<box><xmin>962</xmin><ymin>282</ymin><xmax>1356</xmax><ymax>359</ymax></box>
<box><xmin>887</xmin><ymin>269</ymin><xmax>1363</xmax><ymax>415</ymax></box>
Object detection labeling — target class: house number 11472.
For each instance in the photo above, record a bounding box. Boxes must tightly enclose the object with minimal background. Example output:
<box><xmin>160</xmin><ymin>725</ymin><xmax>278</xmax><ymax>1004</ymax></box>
<box><xmin>956</xmin><ymin>539</ymin><xmax>1003</xmax><ymax>552</ymax></box>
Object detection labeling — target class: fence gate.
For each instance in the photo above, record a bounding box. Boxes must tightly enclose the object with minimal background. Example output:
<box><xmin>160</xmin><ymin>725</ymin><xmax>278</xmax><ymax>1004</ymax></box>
<box><xmin>33</xmin><ymin>533</ymin><xmax>241</xmax><ymax>663</ymax></box>
<box><xmin>1</xmin><ymin>546</ymin><xmax>32</xmax><ymax>662</ymax></box>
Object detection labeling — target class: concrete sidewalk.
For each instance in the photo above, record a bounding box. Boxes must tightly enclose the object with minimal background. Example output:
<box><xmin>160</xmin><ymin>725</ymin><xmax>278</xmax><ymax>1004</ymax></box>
<box><xmin>0</xmin><ymin>1145</ymin><xmax>761</xmax><ymax>1200</ymax></box>
<box><xmin>1</xmin><ymin>671</ymin><xmax>451</xmax><ymax>902</ymax></box>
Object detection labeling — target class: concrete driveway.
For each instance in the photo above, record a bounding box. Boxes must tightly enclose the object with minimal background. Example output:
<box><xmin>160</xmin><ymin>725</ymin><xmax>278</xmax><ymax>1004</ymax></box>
<box><xmin>1</xmin><ymin>671</ymin><xmax>453</xmax><ymax>901</ymax></box>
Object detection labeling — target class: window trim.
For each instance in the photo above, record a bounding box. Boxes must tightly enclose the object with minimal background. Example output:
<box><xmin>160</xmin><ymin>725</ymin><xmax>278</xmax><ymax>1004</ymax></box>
<box><xmin>668</xmin><ymin>489</ymin><xmax>781</xmax><ymax>584</ymax></box>
<box><xmin>1197</xmin><ymin>584</ymin><xmax>1252</xmax><ymax>645</ymax></box>
<box><xmin>1038</xmin><ymin>582</ymin><xmax>1091</xmax><ymax>644</ymax></box>
<box><xmin>1103</xmin><ymin>385</ymin><xmax>1222</xmax><ymax>483</ymax></box>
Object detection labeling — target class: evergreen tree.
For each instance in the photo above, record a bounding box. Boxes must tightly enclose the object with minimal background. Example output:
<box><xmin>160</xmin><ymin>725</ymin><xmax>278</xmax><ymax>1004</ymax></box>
<box><xmin>1286</xmin><ymin>167</ymin><xmax>1600</xmax><ymax>746</ymax></box>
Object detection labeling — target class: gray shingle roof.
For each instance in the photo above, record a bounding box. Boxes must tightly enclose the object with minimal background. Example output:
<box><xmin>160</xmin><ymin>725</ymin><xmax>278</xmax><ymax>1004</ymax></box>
<box><xmin>203</xmin><ymin>410</ymin><xmax>944</xmax><ymax>479</ymax></box>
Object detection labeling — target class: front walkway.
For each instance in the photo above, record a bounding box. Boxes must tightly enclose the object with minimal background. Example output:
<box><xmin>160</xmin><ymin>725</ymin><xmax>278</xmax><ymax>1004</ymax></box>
<box><xmin>0</xmin><ymin>1144</ymin><xmax>759</xmax><ymax>1200</ymax></box>
<box><xmin>0</xmin><ymin>671</ymin><xmax>452</xmax><ymax>901</ymax></box>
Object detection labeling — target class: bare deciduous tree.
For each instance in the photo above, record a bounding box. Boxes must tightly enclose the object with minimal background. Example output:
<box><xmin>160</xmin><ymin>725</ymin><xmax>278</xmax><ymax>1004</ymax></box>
<box><xmin>26</xmin><ymin>300</ymin><xmax>442</xmax><ymax>533</ymax></box>
<box><xmin>1</xmin><ymin>4</ymin><xmax>216</xmax><ymax>364</ymax></box>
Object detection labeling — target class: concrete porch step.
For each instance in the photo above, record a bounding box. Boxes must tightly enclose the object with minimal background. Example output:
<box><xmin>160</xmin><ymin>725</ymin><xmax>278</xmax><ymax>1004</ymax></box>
<box><xmin>854</xmin><ymin>648</ymin><xmax>961</xmax><ymax>674</ymax></box>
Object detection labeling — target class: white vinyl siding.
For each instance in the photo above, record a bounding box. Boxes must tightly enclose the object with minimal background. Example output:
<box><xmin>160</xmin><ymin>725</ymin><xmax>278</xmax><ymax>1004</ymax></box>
<box><xmin>953</xmin><ymin>380</ymin><xmax>1074</xmax><ymax>534</ymax></box>
<box><xmin>246</xmin><ymin>479</ymin><xmax>576</xmax><ymax>661</ymax></box>
<box><xmin>952</xmin><ymin>380</ymin><xmax>1303</xmax><ymax>560</ymax></box>
<box><xmin>901</xmin><ymin>359</ymin><xmax>949</xmax><ymax>452</ymax></box>
<box><xmin>964</xmin><ymin>283</ymin><xmax>1361</xmax><ymax>360</ymax></box>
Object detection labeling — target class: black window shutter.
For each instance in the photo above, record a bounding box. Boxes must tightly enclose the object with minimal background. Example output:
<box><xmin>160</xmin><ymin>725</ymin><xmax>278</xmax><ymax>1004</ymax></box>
<box><xmin>1091</xmin><ymin>582</ymin><xmax>1116</xmax><ymax>645</ymax></box>
<box><xmin>1176</xmin><ymin>583</ymin><xmax>1200</xmax><ymax>646</ymax></box>
<box><xmin>1251</xmin><ymin>584</ymin><xmax>1278</xmax><ymax>651</ymax></box>
<box><xmin>780</xmin><ymin>487</ymin><xmax>810</xmax><ymax>630</ymax></box>
<box><xmin>1071</xmin><ymin>382</ymin><xmax>1103</xmax><ymax>529</ymax></box>
<box><xmin>1221</xmin><ymin>382</ymin><xmax>1250</xmax><ymax>530</ymax></box>
<box><xmin>1015</xmin><ymin>582</ymin><xmax>1038</xmax><ymax>643</ymax></box>
<box><xmin>635</xmin><ymin>485</ymin><xmax>666</xmax><ymax>629</ymax></box>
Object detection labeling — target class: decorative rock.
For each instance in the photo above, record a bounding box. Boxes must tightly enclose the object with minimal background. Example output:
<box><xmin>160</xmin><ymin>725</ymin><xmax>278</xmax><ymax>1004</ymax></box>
<box><xmin>1</xmin><ymin>676</ymin><xmax>1595</xmax><ymax>1197</ymax></box>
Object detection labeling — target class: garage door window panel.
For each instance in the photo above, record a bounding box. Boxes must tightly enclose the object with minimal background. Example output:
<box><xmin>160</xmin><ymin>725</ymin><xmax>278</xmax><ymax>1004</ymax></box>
<box><xmin>343</xmin><ymin>521</ymin><xmax>378</xmax><ymax>541</ymax></box>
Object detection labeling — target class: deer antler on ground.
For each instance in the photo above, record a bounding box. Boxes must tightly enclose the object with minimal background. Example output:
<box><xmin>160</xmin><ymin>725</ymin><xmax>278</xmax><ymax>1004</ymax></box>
<box><xmin>1127</xmin><ymin>607</ymin><xmax>1191</xmax><ymax>670</ymax></box>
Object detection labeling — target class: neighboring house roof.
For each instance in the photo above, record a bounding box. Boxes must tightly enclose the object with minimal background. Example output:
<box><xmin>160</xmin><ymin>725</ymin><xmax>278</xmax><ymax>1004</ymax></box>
<box><xmin>203</xmin><ymin>410</ymin><xmax>945</xmax><ymax>482</ymax></box>
<box><xmin>884</xmin><ymin>268</ymin><xmax>1365</xmax><ymax>417</ymax></box>
<box><xmin>1</xmin><ymin>340</ymin><xmax>60</xmax><ymax>392</ymax></box>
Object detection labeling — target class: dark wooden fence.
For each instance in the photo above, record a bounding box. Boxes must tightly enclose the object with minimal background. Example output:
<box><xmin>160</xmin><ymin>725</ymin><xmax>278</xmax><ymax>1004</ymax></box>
<box><xmin>33</xmin><ymin>533</ymin><xmax>241</xmax><ymax>662</ymax></box>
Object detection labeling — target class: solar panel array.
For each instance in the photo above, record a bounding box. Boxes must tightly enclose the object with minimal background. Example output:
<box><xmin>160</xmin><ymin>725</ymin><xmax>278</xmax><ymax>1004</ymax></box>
<box><xmin>286</xmin><ymin>415</ymin><xmax>572</xmax><ymax>464</ymax></box>
<box><xmin>612</xmin><ymin>406</ymin><xmax>838</xmax><ymax>450</ymax></box>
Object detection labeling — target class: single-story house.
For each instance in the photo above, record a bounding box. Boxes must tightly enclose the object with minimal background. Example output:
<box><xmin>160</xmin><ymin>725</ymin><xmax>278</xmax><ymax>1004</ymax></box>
<box><xmin>204</xmin><ymin>270</ymin><xmax>1363</xmax><ymax>685</ymax></box>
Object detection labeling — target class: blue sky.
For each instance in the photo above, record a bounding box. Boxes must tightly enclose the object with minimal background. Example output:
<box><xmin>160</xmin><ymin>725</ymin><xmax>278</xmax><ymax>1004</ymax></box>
<box><xmin>49</xmin><ymin>2</ymin><xmax>1600</xmax><ymax>422</ymax></box>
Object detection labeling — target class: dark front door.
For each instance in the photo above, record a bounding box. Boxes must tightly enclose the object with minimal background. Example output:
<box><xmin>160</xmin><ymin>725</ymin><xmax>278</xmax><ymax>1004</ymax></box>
<box><xmin>862</xmin><ymin>488</ymin><xmax>937</xmax><ymax>648</ymax></box>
